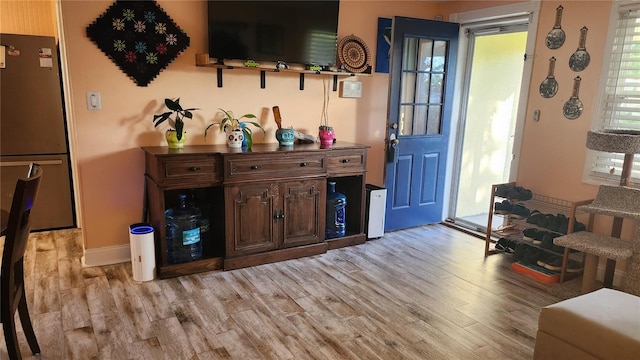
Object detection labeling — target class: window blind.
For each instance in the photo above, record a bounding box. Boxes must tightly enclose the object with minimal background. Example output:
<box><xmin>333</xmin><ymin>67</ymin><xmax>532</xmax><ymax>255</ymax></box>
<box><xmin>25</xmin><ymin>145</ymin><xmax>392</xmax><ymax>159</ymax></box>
<box><xmin>590</xmin><ymin>4</ymin><xmax>640</xmax><ymax>183</ymax></box>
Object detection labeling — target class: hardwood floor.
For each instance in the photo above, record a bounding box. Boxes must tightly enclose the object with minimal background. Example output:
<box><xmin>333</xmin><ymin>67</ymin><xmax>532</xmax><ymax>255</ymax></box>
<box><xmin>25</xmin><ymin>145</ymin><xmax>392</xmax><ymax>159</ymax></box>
<box><xmin>0</xmin><ymin>224</ymin><xmax>561</xmax><ymax>359</ymax></box>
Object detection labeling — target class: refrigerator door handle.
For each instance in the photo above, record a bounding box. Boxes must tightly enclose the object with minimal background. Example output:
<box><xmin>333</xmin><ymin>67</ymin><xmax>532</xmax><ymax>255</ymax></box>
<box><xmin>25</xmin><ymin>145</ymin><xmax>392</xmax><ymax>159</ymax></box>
<box><xmin>0</xmin><ymin>159</ymin><xmax>62</xmax><ymax>167</ymax></box>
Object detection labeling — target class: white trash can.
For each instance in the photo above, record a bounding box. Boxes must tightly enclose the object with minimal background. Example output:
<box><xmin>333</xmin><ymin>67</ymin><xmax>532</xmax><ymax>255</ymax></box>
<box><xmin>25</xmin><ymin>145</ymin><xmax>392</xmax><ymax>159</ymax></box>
<box><xmin>129</xmin><ymin>223</ymin><xmax>156</xmax><ymax>281</ymax></box>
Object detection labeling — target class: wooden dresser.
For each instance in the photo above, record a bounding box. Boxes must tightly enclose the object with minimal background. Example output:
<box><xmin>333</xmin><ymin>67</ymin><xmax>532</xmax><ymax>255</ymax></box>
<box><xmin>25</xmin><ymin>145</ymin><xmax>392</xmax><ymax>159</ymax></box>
<box><xmin>142</xmin><ymin>142</ymin><xmax>368</xmax><ymax>278</ymax></box>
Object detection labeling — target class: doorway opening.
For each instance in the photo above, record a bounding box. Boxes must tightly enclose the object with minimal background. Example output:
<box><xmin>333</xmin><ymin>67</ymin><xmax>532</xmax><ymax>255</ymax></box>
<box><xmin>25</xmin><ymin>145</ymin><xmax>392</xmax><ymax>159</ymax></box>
<box><xmin>446</xmin><ymin>2</ymin><xmax>539</xmax><ymax>234</ymax></box>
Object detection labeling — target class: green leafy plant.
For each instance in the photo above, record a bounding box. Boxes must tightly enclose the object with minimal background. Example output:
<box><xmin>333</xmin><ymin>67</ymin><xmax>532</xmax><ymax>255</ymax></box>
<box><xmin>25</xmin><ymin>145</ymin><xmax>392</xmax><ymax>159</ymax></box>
<box><xmin>205</xmin><ymin>108</ymin><xmax>265</xmax><ymax>149</ymax></box>
<box><xmin>152</xmin><ymin>98</ymin><xmax>199</xmax><ymax>141</ymax></box>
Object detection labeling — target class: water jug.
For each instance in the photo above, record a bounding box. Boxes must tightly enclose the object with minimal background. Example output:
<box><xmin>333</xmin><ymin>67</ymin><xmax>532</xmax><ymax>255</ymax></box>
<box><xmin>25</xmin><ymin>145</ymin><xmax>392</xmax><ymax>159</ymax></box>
<box><xmin>326</xmin><ymin>181</ymin><xmax>346</xmax><ymax>239</ymax></box>
<box><xmin>188</xmin><ymin>190</ymin><xmax>211</xmax><ymax>248</ymax></box>
<box><xmin>165</xmin><ymin>193</ymin><xmax>202</xmax><ymax>263</ymax></box>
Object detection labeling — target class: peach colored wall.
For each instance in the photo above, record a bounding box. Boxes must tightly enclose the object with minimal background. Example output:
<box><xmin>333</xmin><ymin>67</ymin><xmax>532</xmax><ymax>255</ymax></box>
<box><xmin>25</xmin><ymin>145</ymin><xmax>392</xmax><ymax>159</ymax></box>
<box><xmin>60</xmin><ymin>0</ymin><xmax>634</xmax><ymax>256</ymax></box>
<box><xmin>59</xmin><ymin>0</ymin><xmax>442</xmax><ymax>251</ymax></box>
<box><xmin>518</xmin><ymin>0</ymin><xmax>609</xmax><ymax>202</ymax></box>
<box><xmin>518</xmin><ymin>0</ymin><xmax>637</xmax><ymax>241</ymax></box>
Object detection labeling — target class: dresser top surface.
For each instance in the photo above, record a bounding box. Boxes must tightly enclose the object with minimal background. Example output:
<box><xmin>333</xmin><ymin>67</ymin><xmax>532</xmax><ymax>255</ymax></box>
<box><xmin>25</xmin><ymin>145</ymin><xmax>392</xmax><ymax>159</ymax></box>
<box><xmin>142</xmin><ymin>141</ymin><xmax>369</xmax><ymax>156</ymax></box>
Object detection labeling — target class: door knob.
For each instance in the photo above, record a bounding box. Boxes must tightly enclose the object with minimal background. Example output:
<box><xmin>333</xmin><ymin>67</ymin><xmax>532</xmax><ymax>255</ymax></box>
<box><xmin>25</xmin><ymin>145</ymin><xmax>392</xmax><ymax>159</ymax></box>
<box><xmin>390</xmin><ymin>123</ymin><xmax>398</xmax><ymax>129</ymax></box>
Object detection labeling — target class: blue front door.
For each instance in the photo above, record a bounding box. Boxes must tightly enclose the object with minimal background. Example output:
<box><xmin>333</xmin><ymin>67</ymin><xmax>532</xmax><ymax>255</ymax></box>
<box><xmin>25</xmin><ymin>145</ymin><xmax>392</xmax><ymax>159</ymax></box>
<box><xmin>384</xmin><ymin>16</ymin><xmax>459</xmax><ymax>231</ymax></box>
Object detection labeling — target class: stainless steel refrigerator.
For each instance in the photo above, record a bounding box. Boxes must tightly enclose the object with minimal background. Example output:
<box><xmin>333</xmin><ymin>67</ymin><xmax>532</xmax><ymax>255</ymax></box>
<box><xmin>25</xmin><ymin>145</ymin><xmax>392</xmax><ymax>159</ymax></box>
<box><xmin>0</xmin><ymin>33</ymin><xmax>75</xmax><ymax>230</ymax></box>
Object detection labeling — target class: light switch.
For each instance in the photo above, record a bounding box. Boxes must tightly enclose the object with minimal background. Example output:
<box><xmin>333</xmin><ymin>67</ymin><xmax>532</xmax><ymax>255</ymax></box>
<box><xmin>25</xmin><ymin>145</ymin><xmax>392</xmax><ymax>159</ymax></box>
<box><xmin>86</xmin><ymin>92</ymin><xmax>102</xmax><ymax>110</ymax></box>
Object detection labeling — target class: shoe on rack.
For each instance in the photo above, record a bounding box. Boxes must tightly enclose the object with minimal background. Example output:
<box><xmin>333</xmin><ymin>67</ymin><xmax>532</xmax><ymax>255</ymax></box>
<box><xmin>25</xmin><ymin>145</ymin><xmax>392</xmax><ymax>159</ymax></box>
<box><xmin>510</xmin><ymin>203</ymin><xmax>531</xmax><ymax>219</ymax></box>
<box><xmin>505</xmin><ymin>186</ymin><xmax>533</xmax><ymax>201</ymax></box>
<box><xmin>537</xmin><ymin>214</ymin><xmax>554</xmax><ymax>229</ymax></box>
<box><xmin>495</xmin><ymin>184</ymin><xmax>512</xmax><ymax>198</ymax></box>
<box><xmin>537</xmin><ymin>254</ymin><xmax>563</xmax><ymax>271</ymax></box>
<box><xmin>541</xmin><ymin>232</ymin><xmax>557</xmax><ymax>250</ymax></box>
<box><xmin>522</xmin><ymin>247</ymin><xmax>542</xmax><ymax>265</ymax></box>
<box><xmin>532</xmin><ymin>230</ymin><xmax>546</xmax><ymax>246</ymax></box>
<box><xmin>547</xmin><ymin>214</ymin><xmax>566</xmax><ymax>233</ymax></box>
<box><xmin>494</xmin><ymin>200</ymin><xmax>512</xmax><ymax>215</ymax></box>
<box><xmin>495</xmin><ymin>237</ymin><xmax>509</xmax><ymax>252</ymax></box>
<box><xmin>513</xmin><ymin>243</ymin><xmax>528</xmax><ymax>261</ymax></box>
<box><xmin>518</xmin><ymin>188</ymin><xmax>533</xmax><ymax>201</ymax></box>
<box><xmin>555</xmin><ymin>214</ymin><xmax>569</xmax><ymax>234</ymax></box>
<box><xmin>508</xmin><ymin>186</ymin><xmax>533</xmax><ymax>201</ymax></box>
<box><xmin>574</xmin><ymin>220</ymin><xmax>587</xmax><ymax>232</ymax></box>
<box><xmin>522</xmin><ymin>228</ymin><xmax>538</xmax><ymax>242</ymax></box>
<box><xmin>526</xmin><ymin>210</ymin><xmax>544</xmax><ymax>225</ymax></box>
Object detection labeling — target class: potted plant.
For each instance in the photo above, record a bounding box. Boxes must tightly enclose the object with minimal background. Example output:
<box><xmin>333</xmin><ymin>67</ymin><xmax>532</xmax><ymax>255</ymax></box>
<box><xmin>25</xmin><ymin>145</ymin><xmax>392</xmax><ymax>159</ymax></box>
<box><xmin>152</xmin><ymin>98</ymin><xmax>199</xmax><ymax>148</ymax></box>
<box><xmin>205</xmin><ymin>108</ymin><xmax>265</xmax><ymax>149</ymax></box>
<box><xmin>318</xmin><ymin>80</ymin><xmax>335</xmax><ymax>146</ymax></box>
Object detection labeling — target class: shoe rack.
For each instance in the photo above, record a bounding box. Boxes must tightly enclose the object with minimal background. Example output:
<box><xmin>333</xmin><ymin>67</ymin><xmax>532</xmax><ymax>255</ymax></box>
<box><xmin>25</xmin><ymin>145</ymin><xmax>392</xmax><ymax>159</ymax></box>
<box><xmin>484</xmin><ymin>182</ymin><xmax>593</xmax><ymax>282</ymax></box>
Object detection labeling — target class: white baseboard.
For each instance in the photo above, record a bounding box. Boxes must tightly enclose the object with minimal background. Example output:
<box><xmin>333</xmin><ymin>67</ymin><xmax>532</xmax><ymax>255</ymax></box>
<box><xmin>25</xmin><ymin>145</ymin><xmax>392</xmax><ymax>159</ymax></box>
<box><xmin>82</xmin><ymin>244</ymin><xmax>131</xmax><ymax>267</ymax></box>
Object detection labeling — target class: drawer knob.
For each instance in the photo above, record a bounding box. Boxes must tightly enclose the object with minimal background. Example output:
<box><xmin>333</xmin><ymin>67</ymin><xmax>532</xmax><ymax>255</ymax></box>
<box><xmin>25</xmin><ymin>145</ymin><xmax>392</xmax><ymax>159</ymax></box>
<box><xmin>188</xmin><ymin>167</ymin><xmax>201</xmax><ymax>172</ymax></box>
<box><xmin>341</xmin><ymin>159</ymin><xmax>350</xmax><ymax>163</ymax></box>
<box><xmin>300</xmin><ymin>162</ymin><xmax>309</xmax><ymax>167</ymax></box>
<box><xmin>250</xmin><ymin>165</ymin><xmax>261</xmax><ymax>170</ymax></box>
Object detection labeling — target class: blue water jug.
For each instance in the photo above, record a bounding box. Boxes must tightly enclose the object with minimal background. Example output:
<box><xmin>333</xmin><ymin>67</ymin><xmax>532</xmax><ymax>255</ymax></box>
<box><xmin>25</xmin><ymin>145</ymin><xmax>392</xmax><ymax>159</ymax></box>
<box><xmin>165</xmin><ymin>193</ymin><xmax>202</xmax><ymax>263</ymax></box>
<box><xmin>326</xmin><ymin>181</ymin><xmax>346</xmax><ymax>239</ymax></box>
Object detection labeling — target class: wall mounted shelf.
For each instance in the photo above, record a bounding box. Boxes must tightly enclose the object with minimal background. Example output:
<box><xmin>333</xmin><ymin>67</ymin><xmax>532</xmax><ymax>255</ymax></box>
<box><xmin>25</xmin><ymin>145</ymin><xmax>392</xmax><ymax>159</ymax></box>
<box><xmin>195</xmin><ymin>54</ymin><xmax>371</xmax><ymax>91</ymax></box>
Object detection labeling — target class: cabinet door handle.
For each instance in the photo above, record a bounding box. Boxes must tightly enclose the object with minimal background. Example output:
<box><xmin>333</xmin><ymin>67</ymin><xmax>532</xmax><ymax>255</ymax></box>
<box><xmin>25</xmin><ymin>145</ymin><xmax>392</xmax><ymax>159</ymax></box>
<box><xmin>250</xmin><ymin>165</ymin><xmax>261</xmax><ymax>170</ymax></box>
<box><xmin>273</xmin><ymin>210</ymin><xmax>285</xmax><ymax>221</ymax></box>
<box><xmin>341</xmin><ymin>159</ymin><xmax>350</xmax><ymax>163</ymax></box>
<box><xmin>300</xmin><ymin>162</ymin><xmax>308</xmax><ymax>167</ymax></box>
<box><xmin>187</xmin><ymin>166</ymin><xmax>201</xmax><ymax>172</ymax></box>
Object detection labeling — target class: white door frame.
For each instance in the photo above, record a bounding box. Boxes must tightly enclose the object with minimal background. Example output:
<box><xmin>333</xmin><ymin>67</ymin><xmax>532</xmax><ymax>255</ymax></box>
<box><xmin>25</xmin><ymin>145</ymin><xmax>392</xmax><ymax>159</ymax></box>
<box><xmin>444</xmin><ymin>1</ymin><xmax>541</xmax><ymax>221</ymax></box>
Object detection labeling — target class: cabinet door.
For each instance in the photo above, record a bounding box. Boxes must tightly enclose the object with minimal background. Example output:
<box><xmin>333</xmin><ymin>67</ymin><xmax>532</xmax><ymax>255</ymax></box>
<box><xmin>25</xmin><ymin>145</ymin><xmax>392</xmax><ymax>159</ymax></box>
<box><xmin>225</xmin><ymin>183</ymin><xmax>277</xmax><ymax>257</ymax></box>
<box><xmin>281</xmin><ymin>179</ymin><xmax>325</xmax><ymax>248</ymax></box>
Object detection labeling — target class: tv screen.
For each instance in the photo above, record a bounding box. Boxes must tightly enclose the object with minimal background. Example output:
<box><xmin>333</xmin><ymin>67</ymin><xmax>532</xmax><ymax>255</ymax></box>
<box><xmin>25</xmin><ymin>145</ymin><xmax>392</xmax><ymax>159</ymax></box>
<box><xmin>208</xmin><ymin>1</ymin><xmax>340</xmax><ymax>67</ymax></box>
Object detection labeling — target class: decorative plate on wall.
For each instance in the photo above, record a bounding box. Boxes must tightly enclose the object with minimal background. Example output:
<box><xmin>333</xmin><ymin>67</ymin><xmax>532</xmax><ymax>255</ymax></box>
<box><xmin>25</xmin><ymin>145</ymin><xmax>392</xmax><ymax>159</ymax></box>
<box><xmin>338</xmin><ymin>34</ymin><xmax>371</xmax><ymax>73</ymax></box>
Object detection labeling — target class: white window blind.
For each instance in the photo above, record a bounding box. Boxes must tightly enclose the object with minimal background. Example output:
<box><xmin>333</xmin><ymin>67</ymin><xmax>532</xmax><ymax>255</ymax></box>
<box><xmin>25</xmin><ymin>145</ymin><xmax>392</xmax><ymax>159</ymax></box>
<box><xmin>589</xmin><ymin>3</ymin><xmax>640</xmax><ymax>184</ymax></box>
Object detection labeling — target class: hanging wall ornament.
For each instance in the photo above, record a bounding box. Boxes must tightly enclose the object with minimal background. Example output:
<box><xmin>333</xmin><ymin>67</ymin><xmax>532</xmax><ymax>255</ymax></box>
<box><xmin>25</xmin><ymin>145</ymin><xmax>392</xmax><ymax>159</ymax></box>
<box><xmin>563</xmin><ymin>76</ymin><xmax>583</xmax><ymax>120</ymax></box>
<box><xmin>338</xmin><ymin>34</ymin><xmax>371</xmax><ymax>73</ymax></box>
<box><xmin>545</xmin><ymin>5</ymin><xmax>566</xmax><ymax>49</ymax></box>
<box><xmin>539</xmin><ymin>56</ymin><xmax>558</xmax><ymax>98</ymax></box>
<box><xmin>569</xmin><ymin>26</ymin><xmax>590</xmax><ymax>72</ymax></box>
<box><xmin>86</xmin><ymin>1</ymin><xmax>190</xmax><ymax>86</ymax></box>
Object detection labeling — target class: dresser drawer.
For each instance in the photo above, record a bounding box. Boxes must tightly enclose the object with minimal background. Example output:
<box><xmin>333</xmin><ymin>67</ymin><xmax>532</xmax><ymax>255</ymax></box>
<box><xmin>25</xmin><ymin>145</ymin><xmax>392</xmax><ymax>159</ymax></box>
<box><xmin>156</xmin><ymin>155</ymin><xmax>222</xmax><ymax>185</ymax></box>
<box><xmin>327</xmin><ymin>149</ymin><xmax>366</xmax><ymax>173</ymax></box>
<box><xmin>225</xmin><ymin>153</ymin><xmax>325</xmax><ymax>182</ymax></box>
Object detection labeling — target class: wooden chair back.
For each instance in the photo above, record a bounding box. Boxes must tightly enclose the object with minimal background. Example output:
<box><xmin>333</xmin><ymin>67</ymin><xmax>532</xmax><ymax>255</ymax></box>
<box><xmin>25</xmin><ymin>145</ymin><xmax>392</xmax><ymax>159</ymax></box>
<box><xmin>1</xmin><ymin>163</ymin><xmax>42</xmax><ymax>359</ymax></box>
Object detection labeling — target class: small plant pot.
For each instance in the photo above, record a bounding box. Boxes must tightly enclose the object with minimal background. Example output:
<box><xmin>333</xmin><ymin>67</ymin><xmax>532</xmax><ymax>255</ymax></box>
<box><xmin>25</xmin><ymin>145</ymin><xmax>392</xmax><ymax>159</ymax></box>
<box><xmin>318</xmin><ymin>128</ymin><xmax>335</xmax><ymax>146</ymax></box>
<box><xmin>165</xmin><ymin>129</ymin><xmax>186</xmax><ymax>148</ymax></box>
<box><xmin>226</xmin><ymin>129</ymin><xmax>244</xmax><ymax>148</ymax></box>
<box><xmin>276</xmin><ymin>128</ymin><xmax>295</xmax><ymax>146</ymax></box>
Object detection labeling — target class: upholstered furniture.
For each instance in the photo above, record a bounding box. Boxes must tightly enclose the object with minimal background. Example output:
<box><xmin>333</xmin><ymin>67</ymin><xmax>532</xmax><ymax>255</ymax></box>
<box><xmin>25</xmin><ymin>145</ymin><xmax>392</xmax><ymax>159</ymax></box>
<box><xmin>534</xmin><ymin>288</ymin><xmax>640</xmax><ymax>359</ymax></box>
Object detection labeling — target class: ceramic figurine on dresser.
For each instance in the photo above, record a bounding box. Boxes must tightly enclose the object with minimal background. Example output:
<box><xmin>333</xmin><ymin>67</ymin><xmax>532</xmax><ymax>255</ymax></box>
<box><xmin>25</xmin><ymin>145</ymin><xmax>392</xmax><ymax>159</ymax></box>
<box><xmin>205</xmin><ymin>108</ymin><xmax>265</xmax><ymax>149</ymax></box>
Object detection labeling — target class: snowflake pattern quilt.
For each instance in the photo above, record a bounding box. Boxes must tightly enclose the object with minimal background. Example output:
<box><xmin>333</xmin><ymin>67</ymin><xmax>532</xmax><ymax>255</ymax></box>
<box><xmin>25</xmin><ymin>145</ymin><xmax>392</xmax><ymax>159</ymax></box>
<box><xmin>86</xmin><ymin>0</ymin><xmax>190</xmax><ymax>87</ymax></box>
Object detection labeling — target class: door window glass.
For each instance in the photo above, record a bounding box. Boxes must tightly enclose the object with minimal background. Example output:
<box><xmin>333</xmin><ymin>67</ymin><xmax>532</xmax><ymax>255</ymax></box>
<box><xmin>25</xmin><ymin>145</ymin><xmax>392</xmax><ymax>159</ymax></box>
<box><xmin>399</xmin><ymin>37</ymin><xmax>447</xmax><ymax>136</ymax></box>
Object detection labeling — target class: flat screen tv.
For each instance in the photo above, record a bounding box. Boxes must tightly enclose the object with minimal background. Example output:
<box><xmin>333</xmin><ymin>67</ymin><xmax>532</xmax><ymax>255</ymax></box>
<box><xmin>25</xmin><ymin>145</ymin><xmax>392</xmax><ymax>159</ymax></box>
<box><xmin>208</xmin><ymin>1</ymin><xmax>340</xmax><ymax>67</ymax></box>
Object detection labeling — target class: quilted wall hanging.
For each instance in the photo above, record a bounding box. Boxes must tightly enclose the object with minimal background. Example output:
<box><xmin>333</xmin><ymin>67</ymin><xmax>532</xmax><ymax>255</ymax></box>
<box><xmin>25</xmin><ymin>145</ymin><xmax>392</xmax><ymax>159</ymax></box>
<box><xmin>86</xmin><ymin>0</ymin><xmax>190</xmax><ymax>87</ymax></box>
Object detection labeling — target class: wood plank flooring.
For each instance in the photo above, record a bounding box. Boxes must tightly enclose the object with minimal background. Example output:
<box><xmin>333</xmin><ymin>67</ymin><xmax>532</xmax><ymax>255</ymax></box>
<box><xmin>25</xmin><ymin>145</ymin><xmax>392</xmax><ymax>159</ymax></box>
<box><xmin>0</xmin><ymin>224</ymin><xmax>561</xmax><ymax>359</ymax></box>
